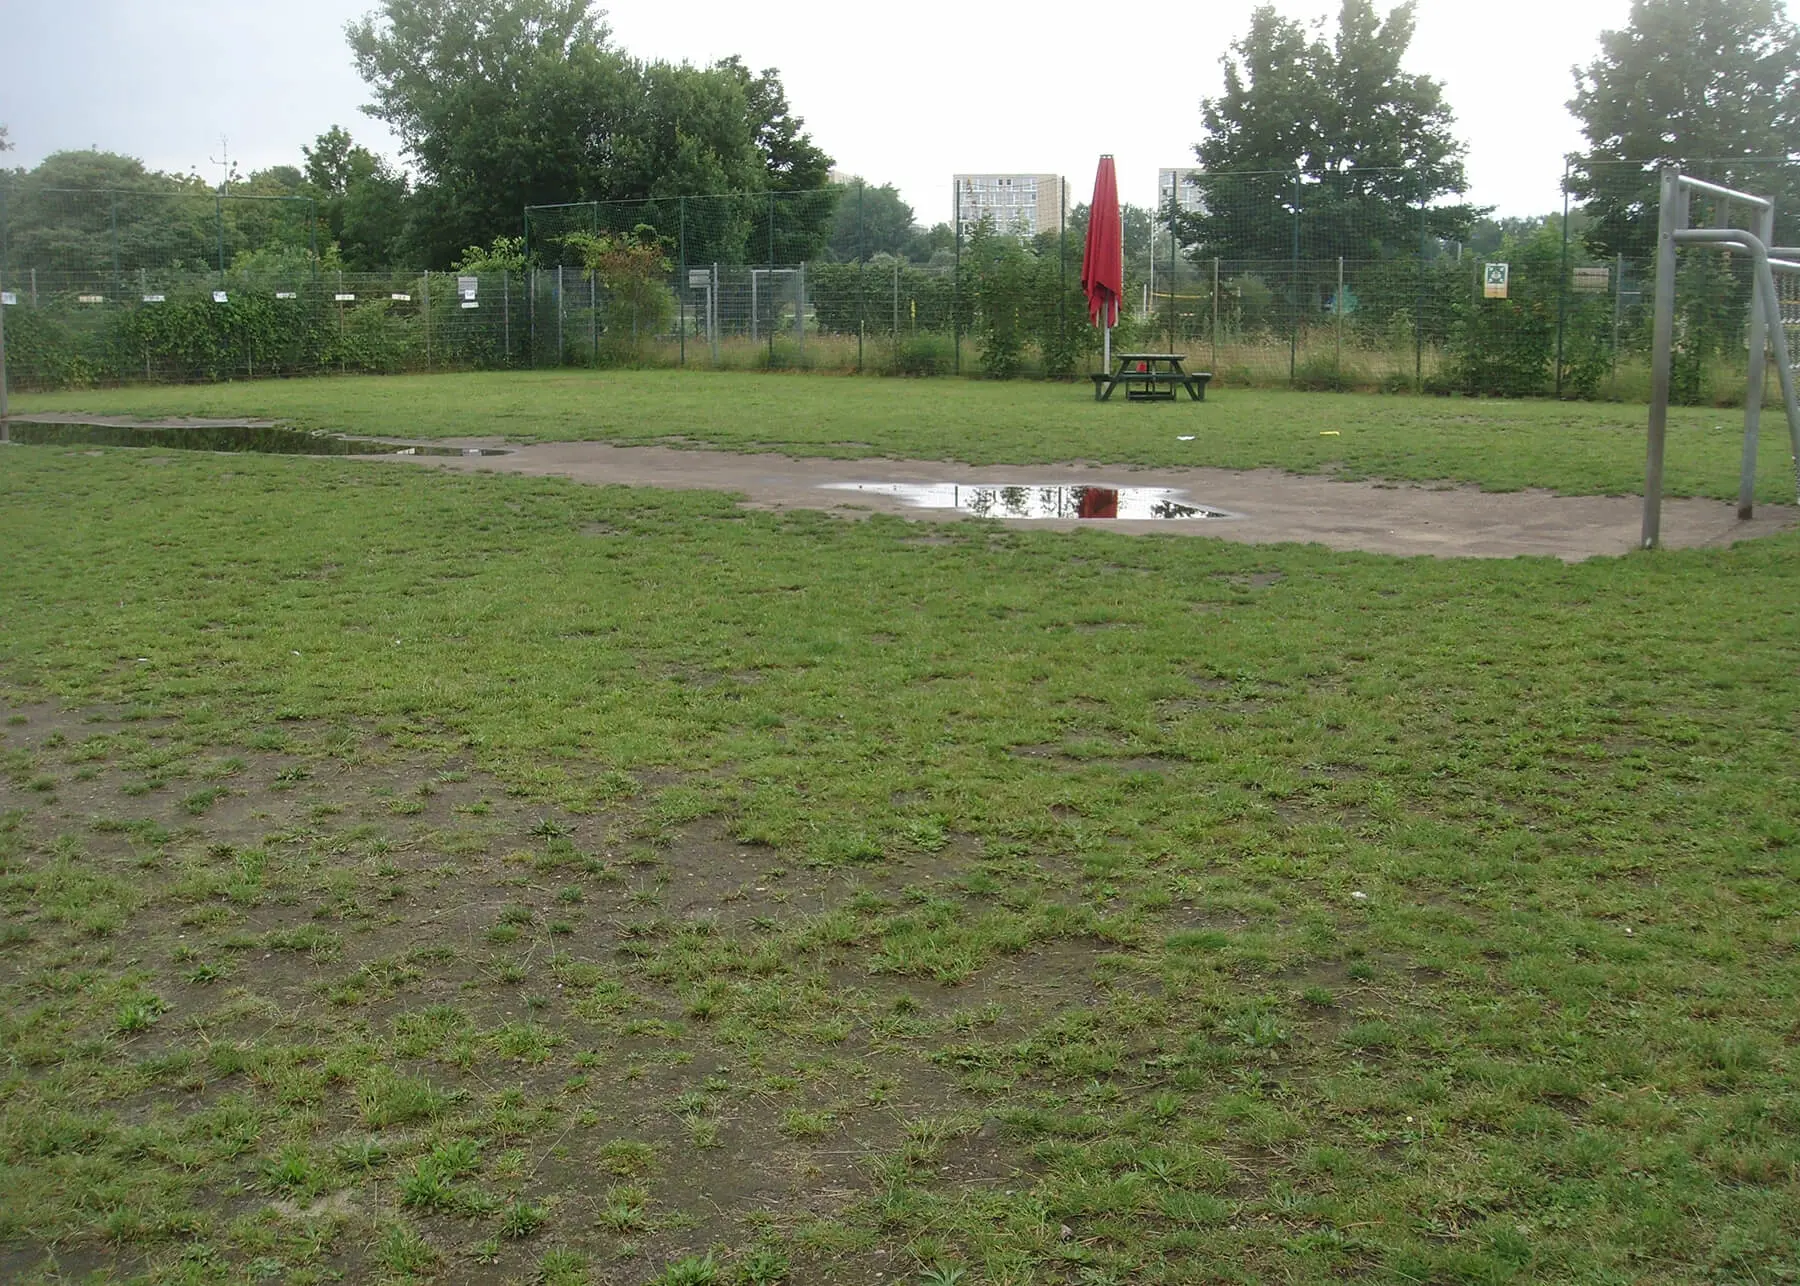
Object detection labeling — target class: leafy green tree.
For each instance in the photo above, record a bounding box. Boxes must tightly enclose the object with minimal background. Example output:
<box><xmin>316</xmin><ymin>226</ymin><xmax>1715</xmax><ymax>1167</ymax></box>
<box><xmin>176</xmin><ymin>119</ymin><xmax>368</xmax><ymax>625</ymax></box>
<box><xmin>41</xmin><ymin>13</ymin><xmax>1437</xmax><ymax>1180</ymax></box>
<box><xmin>347</xmin><ymin>0</ymin><xmax>833</xmax><ymax>266</ymax></box>
<box><xmin>303</xmin><ymin>127</ymin><xmax>412</xmax><ymax>268</ymax></box>
<box><xmin>1</xmin><ymin>151</ymin><xmax>217</xmax><ymax>276</ymax></box>
<box><xmin>826</xmin><ymin>179</ymin><xmax>917</xmax><ymax>262</ymax></box>
<box><xmin>1568</xmin><ymin>0</ymin><xmax>1800</xmax><ymax>257</ymax></box>
<box><xmin>1179</xmin><ymin>0</ymin><xmax>1477</xmax><ymax>260</ymax></box>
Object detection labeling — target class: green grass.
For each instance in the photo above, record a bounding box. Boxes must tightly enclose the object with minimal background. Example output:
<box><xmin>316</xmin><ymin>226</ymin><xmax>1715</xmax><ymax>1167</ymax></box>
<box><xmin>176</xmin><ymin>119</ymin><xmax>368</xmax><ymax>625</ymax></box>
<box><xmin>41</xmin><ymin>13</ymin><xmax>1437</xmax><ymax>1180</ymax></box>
<box><xmin>0</xmin><ymin>427</ymin><xmax>1797</xmax><ymax>1283</ymax></box>
<box><xmin>15</xmin><ymin>367</ymin><xmax>1800</xmax><ymax>503</ymax></box>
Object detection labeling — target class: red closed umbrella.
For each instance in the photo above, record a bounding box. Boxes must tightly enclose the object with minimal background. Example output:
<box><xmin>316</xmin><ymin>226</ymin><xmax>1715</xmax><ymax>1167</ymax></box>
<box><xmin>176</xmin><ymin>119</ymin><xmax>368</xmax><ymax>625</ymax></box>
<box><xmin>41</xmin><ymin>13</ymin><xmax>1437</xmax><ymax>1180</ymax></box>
<box><xmin>1080</xmin><ymin>155</ymin><xmax>1124</xmax><ymax>371</ymax></box>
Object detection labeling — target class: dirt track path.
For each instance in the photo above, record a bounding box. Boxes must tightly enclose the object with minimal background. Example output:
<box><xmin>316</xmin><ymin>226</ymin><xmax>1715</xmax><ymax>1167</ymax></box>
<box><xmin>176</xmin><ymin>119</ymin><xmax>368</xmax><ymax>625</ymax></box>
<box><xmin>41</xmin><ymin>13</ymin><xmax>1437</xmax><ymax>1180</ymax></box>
<box><xmin>386</xmin><ymin>437</ymin><xmax>1796</xmax><ymax>561</ymax></box>
<box><xmin>13</xmin><ymin>415</ymin><xmax>1794</xmax><ymax>560</ymax></box>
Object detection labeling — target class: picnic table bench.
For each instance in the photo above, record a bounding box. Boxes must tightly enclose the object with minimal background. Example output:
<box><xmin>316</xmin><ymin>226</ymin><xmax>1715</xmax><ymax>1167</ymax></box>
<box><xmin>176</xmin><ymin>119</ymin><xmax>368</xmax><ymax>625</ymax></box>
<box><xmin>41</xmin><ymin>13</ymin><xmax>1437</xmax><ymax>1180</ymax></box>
<box><xmin>1090</xmin><ymin>352</ymin><xmax>1212</xmax><ymax>402</ymax></box>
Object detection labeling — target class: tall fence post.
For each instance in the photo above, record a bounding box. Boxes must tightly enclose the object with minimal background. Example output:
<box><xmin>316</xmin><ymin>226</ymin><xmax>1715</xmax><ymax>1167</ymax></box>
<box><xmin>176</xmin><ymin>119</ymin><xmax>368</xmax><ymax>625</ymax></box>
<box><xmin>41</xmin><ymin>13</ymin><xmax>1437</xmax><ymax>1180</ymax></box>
<box><xmin>767</xmin><ymin>191</ymin><xmax>776</xmax><ymax>364</ymax></box>
<box><xmin>678</xmin><ymin>197</ymin><xmax>687</xmax><ymax>368</ymax></box>
<box><xmin>1555</xmin><ymin>156</ymin><xmax>1571</xmax><ymax>397</ymax></box>
<box><xmin>952</xmin><ymin>179</ymin><xmax>962</xmax><ymax>375</ymax></box>
<box><xmin>1336</xmin><ymin>255</ymin><xmax>1344</xmax><ymax>379</ymax></box>
<box><xmin>503</xmin><ymin>268</ymin><xmax>511</xmax><ymax>366</ymax></box>
<box><xmin>529</xmin><ymin>266</ymin><xmax>537</xmax><ymax>367</ymax></box>
<box><xmin>856</xmin><ymin>179</ymin><xmax>865</xmax><ymax>374</ymax></box>
<box><xmin>1211</xmin><ymin>257</ymin><xmax>1219</xmax><ymax>374</ymax></box>
<box><xmin>216</xmin><ymin>190</ymin><xmax>225</xmax><ymax>284</ymax></box>
<box><xmin>109</xmin><ymin>192</ymin><xmax>120</xmax><ymax>295</ymax></box>
<box><xmin>1058</xmin><ymin>177</ymin><xmax>1067</xmax><ymax>371</ymax></box>
<box><xmin>0</xmin><ymin>277</ymin><xmax>10</xmax><ymax>436</ymax></box>
<box><xmin>422</xmin><ymin>271</ymin><xmax>431</xmax><ymax>370</ymax></box>
<box><xmin>1290</xmin><ymin>171</ymin><xmax>1301</xmax><ymax>385</ymax></box>
<box><xmin>1610</xmin><ymin>252</ymin><xmax>1623</xmax><ymax>396</ymax></box>
<box><xmin>1414</xmin><ymin>175</ymin><xmax>1427</xmax><ymax>391</ymax></box>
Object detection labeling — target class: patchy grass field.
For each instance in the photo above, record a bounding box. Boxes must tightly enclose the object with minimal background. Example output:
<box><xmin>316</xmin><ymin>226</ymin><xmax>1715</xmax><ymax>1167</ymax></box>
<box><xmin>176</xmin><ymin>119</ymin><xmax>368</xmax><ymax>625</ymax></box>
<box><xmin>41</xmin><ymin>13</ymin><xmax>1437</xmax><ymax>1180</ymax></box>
<box><xmin>14</xmin><ymin>368</ymin><xmax>1800</xmax><ymax>505</ymax></box>
<box><xmin>1</xmin><ymin>430</ymin><xmax>1798</xmax><ymax>1285</ymax></box>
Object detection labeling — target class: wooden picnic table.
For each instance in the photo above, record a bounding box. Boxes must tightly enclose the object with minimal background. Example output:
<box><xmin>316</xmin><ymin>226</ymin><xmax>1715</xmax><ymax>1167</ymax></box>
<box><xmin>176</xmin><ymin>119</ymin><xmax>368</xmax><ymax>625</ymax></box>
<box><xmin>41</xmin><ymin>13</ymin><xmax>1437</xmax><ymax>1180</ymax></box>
<box><xmin>1090</xmin><ymin>352</ymin><xmax>1212</xmax><ymax>402</ymax></box>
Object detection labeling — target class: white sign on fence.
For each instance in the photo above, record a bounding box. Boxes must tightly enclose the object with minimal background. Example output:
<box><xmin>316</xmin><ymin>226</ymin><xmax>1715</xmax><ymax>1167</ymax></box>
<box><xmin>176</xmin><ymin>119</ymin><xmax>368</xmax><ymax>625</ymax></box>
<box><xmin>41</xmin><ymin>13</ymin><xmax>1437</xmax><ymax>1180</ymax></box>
<box><xmin>391</xmin><ymin>292</ymin><xmax>411</xmax><ymax>302</ymax></box>
<box><xmin>1483</xmin><ymin>263</ymin><xmax>1509</xmax><ymax>300</ymax></box>
<box><xmin>458</xmin><ymin>275</ymin><xmax>478</xmax><ymax>301</ymax></box>
<box><xmin>276</xmin><ymin>291</ymin><xmax>297</xmax><ymax>300</ymax></box>
<box><xmin>78</xmin><ymin>294</ymin><xmax>105</xmax><ymax>304</ymax></box>
<box><xmin>335</xmin><ymin>293</ymin><xmax>355</xmax><ymax>302</ymax></box>
<box><xmin>213</xmin><ymin>291</ymin><xmax>229</xmax><ymax>303</ymax></box>
<box><xmin>461</xmin><ymin>301</ymin><xmax>479</xmax><ymax>309</ymax></box>
<box><xmin>1572</xmin><ymin>266</ymin><xmax>1610</xmax><ymax>293</ymax></box>
<box><xmin>143</xmin><ymin>294</ymin><xmax>166</xmax><ymax>303</ymax></box>
<box><xmin>1</xmin><ymin>292</ymin><xmax>16</xmax><ymax>306</ymax></box>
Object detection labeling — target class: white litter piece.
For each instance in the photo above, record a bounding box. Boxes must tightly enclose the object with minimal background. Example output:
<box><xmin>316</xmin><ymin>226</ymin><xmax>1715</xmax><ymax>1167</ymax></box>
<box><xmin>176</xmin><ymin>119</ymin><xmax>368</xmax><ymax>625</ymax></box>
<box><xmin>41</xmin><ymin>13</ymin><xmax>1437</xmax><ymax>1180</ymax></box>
<box><xmin>1177</xmin><ymin>435</ymin><xmax>1195</xmax><ymax>441</ymax></box>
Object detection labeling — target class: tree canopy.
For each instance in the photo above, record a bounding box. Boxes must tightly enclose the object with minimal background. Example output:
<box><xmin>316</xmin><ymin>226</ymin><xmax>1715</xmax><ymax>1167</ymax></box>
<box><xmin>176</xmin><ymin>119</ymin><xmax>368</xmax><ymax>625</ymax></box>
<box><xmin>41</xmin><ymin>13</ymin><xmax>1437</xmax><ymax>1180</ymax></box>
<box><xmin>347</xmin><ymin>0</ymin><xmax>833</xmax><ymax>266</ymax></box>
<box><xmin>1178</xmin><ymin>0</ymin><xmax>1477</xmax><ymax>260</ymax></box>
<box><xmin>1568</xmin><ymin>0</ymin><xmax>1800</xmax><ymax>257</ymax></box>
<box><xmin>825</xmin><ymin>179</ymin><xmax>917</xmax><ymax>261</ymax></box>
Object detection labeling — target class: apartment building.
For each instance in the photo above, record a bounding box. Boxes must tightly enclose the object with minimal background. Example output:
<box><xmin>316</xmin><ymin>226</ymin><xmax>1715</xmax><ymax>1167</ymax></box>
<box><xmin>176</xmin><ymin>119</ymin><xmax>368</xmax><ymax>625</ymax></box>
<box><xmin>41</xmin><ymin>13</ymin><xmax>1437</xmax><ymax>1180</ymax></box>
<box><xmin>1158</xmin><ymin>168</ymin><xmax>1205</xmax><ymax>217</ymax></box>
<box><xmin>953</xmin><ymin>173</ymin><xmax>1067</xmax><ymax>237</ymax></box>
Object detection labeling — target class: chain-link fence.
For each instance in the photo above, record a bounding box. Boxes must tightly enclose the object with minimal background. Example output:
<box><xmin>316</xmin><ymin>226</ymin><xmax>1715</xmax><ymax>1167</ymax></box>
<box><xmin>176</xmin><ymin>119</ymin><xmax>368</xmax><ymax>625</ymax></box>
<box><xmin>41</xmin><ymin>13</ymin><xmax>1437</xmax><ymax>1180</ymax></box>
<box><xmin>2</xmin><ymin>163</ymin><xmax>1794</xmax><ymax>399</ymax></box>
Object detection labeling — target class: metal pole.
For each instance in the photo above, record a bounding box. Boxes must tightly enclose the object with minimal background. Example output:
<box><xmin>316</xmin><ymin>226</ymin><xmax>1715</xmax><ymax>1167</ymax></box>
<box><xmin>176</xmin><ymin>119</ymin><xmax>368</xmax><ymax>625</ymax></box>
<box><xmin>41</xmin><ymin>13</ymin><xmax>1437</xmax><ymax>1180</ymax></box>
<box><xmin>503</xmin><ymin>268</ymin><xmax>511</xmax><ymax>366</ymax></box>
<box><xmin>751</xmin><ymin>269</ymin><xmax>758</xmax><ymax>344</ymax></box>
<box><xmin>422</xmin><ymin>272</ymin><xmax>431</xmax><ymax>370</ymax></box>
<box><xmin>1336</xmin><ymin>254</ymin><xmax>1344</xmax><ymax>378</ymax></box>
<box><xmin>767</xmin><ymin>192</ymin><xmax>776</xmax><ymax>364</ymax></box>
<box><xmin>893</xmin><ymin>257</ymin><xmax>900</xmax><ymax>362</ymax></box>
<box><xmin>1611</xmin><ymin>252</ymin><xmax>1623</xmax><ymax>396</ymax></box>
<box><xmin>530</xmin><ymin>267</ymin><xmax>537</xmax><ymax>367</ymax></box>
<box><xmin>678</xmin><ymin>197</ymin><xmax>687</xmax><ymax>368</ymax></box>
<box><xmin>1212</xmin><ymin>257</ymin><xmax>1219</xmax><ymax>372</ymax></box>
<box><xmin>1555</xmin><ymin>158</ymin><xmax>1571</xmax><ymax>397</ymax></box>
<box><xmin>0</xmin><ymin>281</ymin><xmax>10</xmax><ymax>436</ymax></box>
<box><xmin>711</xmin><ymin>264</ymin><xmax>720</xmax><ymax>366</ymax></box>
<box><xmin>590</xmin><ymin>268</ymin><xmax>598</xmax><ymax>367</ymax></box>
<box><xmin>216</xmin><ymin>190</ymin><xmax>225</xmax><ymax>284</ymax></box>
<box><xmin>1290</xmin><ymin>171</ymin><xmax>1300</xmax><ymax>384</ymax></box>
<box><xmin>1643</xmin><ymin>167</ymin><xmax>1685</xmax><ymax>549</ymax></box>
<box><xmin>856</xmin><ymin>179</ymin><xmax>865</xmax><ymax>374</ymax></box>
<box><xmin>1059</xmin><ymin>177</ymin><xmax>1067</xmax><ymax>369</ymax></box>
<box><xmin>1415</xmin><ymin>174</ymin><xmax>1427</xmax><ymax>390</ymax></box>
<box><xmin>110</xmin><ymin>192</ymin><xmax>120</xmax><ymax>294</ymax></box>
<box><xmin>953</xmin><ymin>179</ymin><xmax>961</xmax><ymax>375</ymax></box>
<box><xmin>1739</xmin><ymin>203</ymin><xmax>1775</xmax><ymax>519</ymax></box>
<box><xmin>556</xmin><ymin>264</ymin><xmax>564</xmax><ymax>364</ymax></box>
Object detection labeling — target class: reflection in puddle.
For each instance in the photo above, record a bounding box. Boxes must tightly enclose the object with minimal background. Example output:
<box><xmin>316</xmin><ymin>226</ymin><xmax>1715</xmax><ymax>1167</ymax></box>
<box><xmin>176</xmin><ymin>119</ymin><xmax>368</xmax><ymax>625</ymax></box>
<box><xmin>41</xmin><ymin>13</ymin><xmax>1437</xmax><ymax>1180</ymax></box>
<box><xmin>10</xmin><ymin>422</ymin><xmax>510</xmax><ymax>458</ymax></box>
<box><xmin>824</xmin><ymin>482</ymin><xmax>1231</xmax><ymax>520</ymax></box>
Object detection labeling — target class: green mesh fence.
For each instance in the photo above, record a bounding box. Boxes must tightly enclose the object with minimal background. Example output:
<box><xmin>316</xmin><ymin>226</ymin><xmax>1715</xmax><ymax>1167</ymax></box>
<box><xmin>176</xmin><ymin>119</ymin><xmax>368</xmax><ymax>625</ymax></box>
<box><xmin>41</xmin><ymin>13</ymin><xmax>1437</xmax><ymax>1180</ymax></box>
<box><xmin>2</xmin><ymin>165</ymin><xmax>1793</xmax><ymax>396</ymax></box>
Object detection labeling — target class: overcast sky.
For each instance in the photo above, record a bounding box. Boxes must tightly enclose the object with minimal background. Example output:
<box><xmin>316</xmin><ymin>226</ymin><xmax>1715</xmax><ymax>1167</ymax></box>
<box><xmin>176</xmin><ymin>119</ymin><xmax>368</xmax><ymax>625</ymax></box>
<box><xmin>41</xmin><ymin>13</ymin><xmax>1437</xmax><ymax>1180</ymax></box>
<box><xmin>2</xmin><ymin>0</ymin><xmax>1656</xmax><ymax>222</ymax></box>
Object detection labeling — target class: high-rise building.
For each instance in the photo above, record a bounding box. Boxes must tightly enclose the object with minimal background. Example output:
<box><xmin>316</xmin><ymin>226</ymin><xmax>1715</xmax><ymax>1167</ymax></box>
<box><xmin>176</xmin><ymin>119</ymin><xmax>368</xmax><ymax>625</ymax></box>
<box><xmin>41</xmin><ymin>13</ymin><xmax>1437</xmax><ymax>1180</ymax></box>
<box><xmin>1158</xmin><ymin>168</ymin><xmax>1205</xmax><ymax>217</ymax></box>
<box><xmin>953</xmin><ymin>174</ymin><xmax>1067</xmax><ymax>238</ymax></box>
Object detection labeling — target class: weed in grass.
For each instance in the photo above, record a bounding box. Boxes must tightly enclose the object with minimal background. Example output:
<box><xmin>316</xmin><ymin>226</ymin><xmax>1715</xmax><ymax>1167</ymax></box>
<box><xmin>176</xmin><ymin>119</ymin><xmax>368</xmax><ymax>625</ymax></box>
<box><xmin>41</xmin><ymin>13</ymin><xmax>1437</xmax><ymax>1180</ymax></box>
<box><xmin>597</xmin><ymin>1183</ymin><xmax>649</xmax><ymax>1232</ymax></box>
<box><xmin>537</xmin><ymin>1247</ymin><xmax>589</xmax><ymax>1285</ymax></box>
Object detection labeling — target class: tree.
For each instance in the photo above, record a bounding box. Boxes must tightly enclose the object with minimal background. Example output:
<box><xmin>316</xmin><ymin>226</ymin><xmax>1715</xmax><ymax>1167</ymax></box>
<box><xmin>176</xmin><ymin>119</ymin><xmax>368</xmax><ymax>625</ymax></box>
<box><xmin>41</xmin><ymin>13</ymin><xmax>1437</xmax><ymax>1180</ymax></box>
<box><xmin>1179</xmin><ymin>0</ymin><xmax>1477</xmax><ymax>260</ymax></box>
<box><xmin>825</xmin><ymin>179</ymin><xmax>917</xmax><ymax>261</ymax></box>
<box><xmin>302</xmin><ymin>126</ymin><xmax>412</xmax><ymax>268</ymax></box>
<box><xmin>347</xmin><ymin>0</ymin><xmax>834</xmax><ymax>266</ymax></box>
<box><xmin>1568</xmin><ymin>0</ymin><xmax>1800</xmax><ymax>258</ymax></box>
<box><xmin>1</xmin><ymin>125</ymin><xmax>11</xmax><ymax>153</ymax></box>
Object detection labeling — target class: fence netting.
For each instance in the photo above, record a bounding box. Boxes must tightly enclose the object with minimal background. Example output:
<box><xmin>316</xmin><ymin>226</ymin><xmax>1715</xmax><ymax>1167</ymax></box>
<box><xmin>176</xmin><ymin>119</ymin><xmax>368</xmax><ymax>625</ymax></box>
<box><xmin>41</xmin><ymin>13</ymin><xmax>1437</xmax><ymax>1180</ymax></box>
<box><xmin>2</xmin><ymin>162</ymin><xmax>1794</xmax><ymax>400</ymax></box>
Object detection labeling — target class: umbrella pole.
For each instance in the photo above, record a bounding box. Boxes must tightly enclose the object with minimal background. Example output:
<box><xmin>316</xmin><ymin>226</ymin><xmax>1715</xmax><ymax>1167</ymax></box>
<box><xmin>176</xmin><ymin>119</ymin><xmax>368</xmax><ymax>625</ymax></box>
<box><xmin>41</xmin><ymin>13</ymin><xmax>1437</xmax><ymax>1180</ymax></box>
<box><xmin>1103</xmin><ymin>318</ymin><xmax>1111</xmax><ymax>371</ymax></box>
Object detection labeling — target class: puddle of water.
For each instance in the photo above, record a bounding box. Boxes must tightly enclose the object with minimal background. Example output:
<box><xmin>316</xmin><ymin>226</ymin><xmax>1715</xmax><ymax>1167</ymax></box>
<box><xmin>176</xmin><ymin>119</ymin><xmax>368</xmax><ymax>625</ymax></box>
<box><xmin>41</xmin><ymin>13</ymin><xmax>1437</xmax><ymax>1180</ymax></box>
<box><xmin>824</xmin><ymin>482</ymin><xmax>1231</xmax><ymax>520</ymax></box>
<box><xmin>10</xmin><ymin>422</ymin><xmax>509</xmax><ymax>458</ymax></box>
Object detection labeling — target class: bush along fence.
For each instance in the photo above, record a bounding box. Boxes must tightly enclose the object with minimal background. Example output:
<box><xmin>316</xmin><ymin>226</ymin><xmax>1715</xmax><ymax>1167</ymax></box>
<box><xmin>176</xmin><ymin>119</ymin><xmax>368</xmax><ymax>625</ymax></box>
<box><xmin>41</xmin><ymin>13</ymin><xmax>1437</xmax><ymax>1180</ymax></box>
<box><xmin>0</xmin><ymin>173</ymin><xmax>1783</xmax><ymax>402</ymax></box>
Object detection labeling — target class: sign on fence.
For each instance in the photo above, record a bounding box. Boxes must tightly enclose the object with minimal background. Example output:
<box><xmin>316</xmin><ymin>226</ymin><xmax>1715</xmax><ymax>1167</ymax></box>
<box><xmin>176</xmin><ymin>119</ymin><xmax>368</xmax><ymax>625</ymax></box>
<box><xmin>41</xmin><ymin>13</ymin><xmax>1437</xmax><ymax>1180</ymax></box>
<box><xmin>1572</xmin><ymin>266</ymin><xmax>1610</xmax><ymax>293</ymax></box>
<box><xmin>458</xmin><ymin>275</ymin><xmax>478</xmax><ymax>301</ymax></box>
<box><xmin>276</xmin><ymin>292</ymin><xmax>297</xmax><ymax>300</ymax></box>
<box><xmin>143</xmin><ymin>294</ymin><xmax>165</xmax><ymax>303</ymax></box>
<box><xmin>334</xmin><ymin>293</ymin><xmax>355</xmax><ymax>302</ymax></box>
<box><xmin>1483</xmin><ymin>263</ymin><xmax>1509</xmax><ymax>300</ymax></box>
<box><xmin>213</xmin><ymin>291</ymin><xmax>229</xmax><ymax>303</ymax></box>
<box><xmin>78</xmin><ymin>294</ymin><xmax>104</xmax><ymax>304</ymax></box>
<box><xmin>1</xmin><ymin>292</ymin><xmax>16</xmax><ymax>306</ymax></box>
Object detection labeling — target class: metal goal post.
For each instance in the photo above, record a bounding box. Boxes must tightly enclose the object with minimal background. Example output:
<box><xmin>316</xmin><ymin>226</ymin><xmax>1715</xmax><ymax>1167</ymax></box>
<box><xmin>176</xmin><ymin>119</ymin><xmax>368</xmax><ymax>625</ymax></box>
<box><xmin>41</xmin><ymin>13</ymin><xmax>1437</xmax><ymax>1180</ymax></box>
<box><xmin>1644</xmin><ymin>166</ymin><xmax>1800</xmax><ymax>548</ymax></box>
